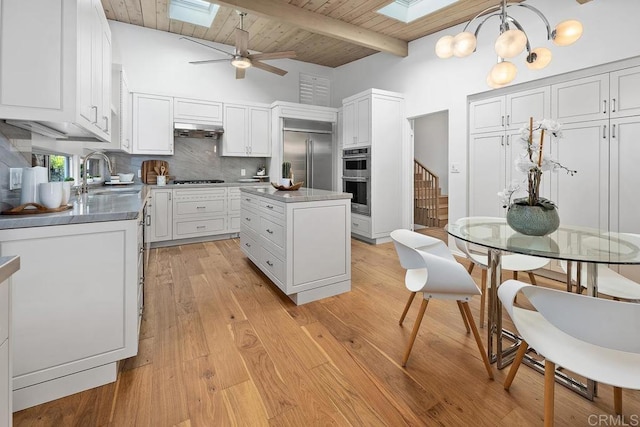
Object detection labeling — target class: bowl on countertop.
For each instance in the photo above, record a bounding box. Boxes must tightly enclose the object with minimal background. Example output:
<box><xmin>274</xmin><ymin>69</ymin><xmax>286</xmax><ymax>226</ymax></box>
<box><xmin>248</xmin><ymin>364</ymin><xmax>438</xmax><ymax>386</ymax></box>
<box><xmin>118</xmin><ymin>173</ymin><xmax>134</xmax><ymax>183</ymax></box>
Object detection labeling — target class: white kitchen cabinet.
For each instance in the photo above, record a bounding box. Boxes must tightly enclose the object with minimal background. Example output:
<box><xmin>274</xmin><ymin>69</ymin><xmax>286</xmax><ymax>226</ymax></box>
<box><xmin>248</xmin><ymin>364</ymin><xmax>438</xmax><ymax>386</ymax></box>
<box><xmin>132</xmin><ymin>93</ymin><xmax>174</xmax><ymax>155</ymax></box>
<box><xmin>174</xmin><ymin>98</ymin><xmax>223</xmax><ymax>124</ymax></box>
<box><xmin>469</xmin><ymin>87</ymin><xmax>551</xmax><ymax>134</ymax></box>
<box><xmin>342</xmin><ymin>94</ymin><xmax>371</xmax><ymax>147</ymax></box>
<box><xmin>84</xmin><ymin>64</ymin><xmax>131</xmax><ymax>152</ymax></box>
<box><xmin>551</xmin><ymin>74</ymin><xmax>610</xmax><ymax>124</ymax></box>
<box><xmin>222</xmin><ymin>103</ymin><xmax>271</xmax><ymax>156</ymax></box>
<box><xmin>341</xmin><ymin>89</ymin><xmax>404</xmax><ymax>243</ymax></box>
<box><xmin>0</xmin><ymin>0</ymin><xmax>111</xmax><ymax>142</ymax></box>
<box><xmin>240</xmin><ymin>190</ymin><xmax>351</xmax><ymax>305</ymax></box>
<box><xmin>147</xmin><ymin>188</ymin><xmax>173</xmax><ymax>242</ymax></box>
<box><xmin>0</xmin><ymin>257</ymin><xmax>19</xmax><ymax>427</ymax></box>
<box><xmin>173</xmin><ymin>188</ymin><xmax>227</xmax><ymax>239</ymax></box>
<box><xmin>0</xmin><ymin>220</ymin><xmax>139</xmax><ymax>411</ymax></box>
<box><xmin>228</xmin><ymin>187</ymin><xmax>241</xmax><ymax>232</ymax></box>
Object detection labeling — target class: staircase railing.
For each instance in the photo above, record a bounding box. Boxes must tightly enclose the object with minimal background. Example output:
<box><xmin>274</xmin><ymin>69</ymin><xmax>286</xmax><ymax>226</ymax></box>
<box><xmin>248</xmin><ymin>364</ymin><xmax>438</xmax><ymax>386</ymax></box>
<box><xmin>414</xmin><ymin>159</ymin><xmax>440</xmax><ymax>227</ymax></box>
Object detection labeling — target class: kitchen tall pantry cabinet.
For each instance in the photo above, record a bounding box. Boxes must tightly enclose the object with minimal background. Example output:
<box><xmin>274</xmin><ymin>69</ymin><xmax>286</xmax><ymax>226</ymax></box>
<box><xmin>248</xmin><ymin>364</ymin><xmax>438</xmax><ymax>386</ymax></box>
<box><xmin>342</xmin><ymin>89</ymin><xmax>405</xmax><ymax>243</ymax></box>
<box><xmin>0</xmin><ymin>0</ymin><xmax>111</xmax><ymax>142</ymax></box>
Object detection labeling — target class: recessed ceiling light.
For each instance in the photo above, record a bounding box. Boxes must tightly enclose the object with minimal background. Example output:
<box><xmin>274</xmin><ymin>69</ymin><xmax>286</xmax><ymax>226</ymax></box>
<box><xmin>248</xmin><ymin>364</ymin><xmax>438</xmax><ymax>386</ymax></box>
<box><xmin>169</xmin><ymin>0</ymin><xmax>219</xmax><ymax>27</ymax></box>
<box><xmin>377</xmin><ymin>0</ymin><xmax>458</xmax><ymax>24</ymax></box>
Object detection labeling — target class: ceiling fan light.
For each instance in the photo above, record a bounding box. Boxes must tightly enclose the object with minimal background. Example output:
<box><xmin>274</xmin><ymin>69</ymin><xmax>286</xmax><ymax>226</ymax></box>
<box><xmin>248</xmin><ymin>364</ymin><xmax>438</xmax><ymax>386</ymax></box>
<box><xmin>526</xmin><ymin>47</ymin><xmax>552</xmax><ymax>70</ymax></box>
<box><xmin>495</xmin><ymin>29</ymin><xmax>527</xmax><ymax>58</ymax></box>
<box><xmin>452</xmin><ymin>32</ymin><xmax>476</xmax><ymax>58</ymax></box>
<box><xmin>552</xmin><ymin>19</ymin><xmax>583</xmax><ymax>46</ymax></box>
<box><xmin>490</xmin><ymin>61</ymin><xmax>517</xmax><ymax>85</ymax></box>
<box><xmin>435</xmin><ymin>35</ymin><xmax>455</xmax><ymax>59</ymax></box>
<box><xmin>231</xmin><ymin>56</ymin><xmax>251</xmax><ymax>69</ymax></box>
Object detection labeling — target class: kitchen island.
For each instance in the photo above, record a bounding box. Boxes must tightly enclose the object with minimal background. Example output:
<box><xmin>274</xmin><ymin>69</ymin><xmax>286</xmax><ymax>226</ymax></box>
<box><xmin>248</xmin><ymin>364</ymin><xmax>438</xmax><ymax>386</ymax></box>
<box><xmin>0</xmin><ymin>187</ymin><xmax>148</xmax><ymax>411</ymax></box>
<box><xmin>240</xmin><ymin>187</ymin><xmax>352</xmax><ymax>305</ymax></box>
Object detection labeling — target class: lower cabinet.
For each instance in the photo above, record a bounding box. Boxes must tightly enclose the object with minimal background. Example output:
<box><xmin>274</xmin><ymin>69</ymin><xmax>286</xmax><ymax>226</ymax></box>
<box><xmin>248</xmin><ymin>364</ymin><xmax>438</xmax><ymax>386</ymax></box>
<box><xmin>0</xmin><ymin>257</ymin><xmax>18</xmax><ymax>427</ymax></box>
<box><xmin>240</xmin><ymin>191</ymin><xmax>351</xmax><ymax>305</ymax></box>
<box><xmin>0</xmin><ymin>220</ymin><xmax>140</xmax><ymax>411</ymax></box>
<box><xmin>148</xmin><ymin>186</ymin><xmax>243</xmax><ymax>244</ymax></box>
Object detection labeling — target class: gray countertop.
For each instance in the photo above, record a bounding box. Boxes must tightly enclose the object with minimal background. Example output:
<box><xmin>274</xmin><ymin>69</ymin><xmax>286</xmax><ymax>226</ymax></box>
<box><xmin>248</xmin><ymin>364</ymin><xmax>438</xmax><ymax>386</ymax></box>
<box><xmin>0</xmin><ymin>256</ymin><xmax>20</xmax><ymax>283</ymax></box>
<box><xmin>0</xmin><ymin>185</ymin><xmax>149</xmax><ymax>230</ymax></box>
<box><xmin>240</xmin><ymin>186</ymin><xmax>352</xmax><ymax>203</ymax></box>
<box><xmin>147</xmin><ymin>182</ymin><xmax>271</xmax><ymax>189</ymax></box>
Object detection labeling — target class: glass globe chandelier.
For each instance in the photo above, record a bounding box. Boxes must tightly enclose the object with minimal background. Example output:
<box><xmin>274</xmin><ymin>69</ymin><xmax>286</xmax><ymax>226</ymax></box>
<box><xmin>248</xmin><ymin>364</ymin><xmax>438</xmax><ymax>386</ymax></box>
<box><xmin>435</xmin><ymin>0</ymin><xmax>583</xmax><ymax>88</ymax></box>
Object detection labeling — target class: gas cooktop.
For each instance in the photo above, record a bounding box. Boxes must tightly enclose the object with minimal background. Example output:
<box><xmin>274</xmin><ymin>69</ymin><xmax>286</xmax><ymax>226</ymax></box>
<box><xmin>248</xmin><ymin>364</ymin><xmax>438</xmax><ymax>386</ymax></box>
<box><xmin>172</xmin><ymin>179</ymin><xmax>225</xmax><ymax>185</ymax></box>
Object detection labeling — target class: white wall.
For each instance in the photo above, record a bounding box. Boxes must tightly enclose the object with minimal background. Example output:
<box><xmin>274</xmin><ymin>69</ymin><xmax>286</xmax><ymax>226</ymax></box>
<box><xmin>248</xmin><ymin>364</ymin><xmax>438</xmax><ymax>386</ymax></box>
<box><xmin>414</xmin><ymin>111</ymin><xmax>448</xmax><ymax>194</ymax></box>
<box><xmin>109</xmin><ymin>21</ymin><xmax>333</xmax><ymax>105</ymax></box>
<box><xmin>332</xmin><ymin>0</ymin><xmax>640</xmax><ymax>225</ymax></box>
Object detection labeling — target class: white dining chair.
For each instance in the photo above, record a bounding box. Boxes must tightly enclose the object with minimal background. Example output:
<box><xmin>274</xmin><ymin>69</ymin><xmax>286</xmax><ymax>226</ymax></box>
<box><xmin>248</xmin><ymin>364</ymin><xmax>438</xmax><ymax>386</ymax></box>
<box><xmin>390</xmin><ymin>229</ymin><xmax>494</xmax><ymax>379</ymax></box>
<box><xmin>454</xmin><ymin>216</ymin><xmax>550</xmax><ymax>327</ymax></box>
<box><xmin>499</xmin><ymin>279</ymin><xmax>640</xmax><ymax>426</ymax></box>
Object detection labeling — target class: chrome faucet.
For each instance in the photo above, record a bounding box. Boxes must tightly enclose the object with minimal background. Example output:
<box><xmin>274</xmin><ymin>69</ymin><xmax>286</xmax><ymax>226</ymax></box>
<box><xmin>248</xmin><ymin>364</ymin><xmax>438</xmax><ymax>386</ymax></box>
<box><xmin>81</xmin><ymin>151</ymin><xmax>114</xmax><ymax>193</ymax></box>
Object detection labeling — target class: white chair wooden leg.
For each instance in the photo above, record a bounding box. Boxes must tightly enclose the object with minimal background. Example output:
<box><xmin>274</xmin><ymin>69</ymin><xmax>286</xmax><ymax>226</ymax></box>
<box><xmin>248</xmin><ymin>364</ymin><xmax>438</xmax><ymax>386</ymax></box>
<box><xmin>544</xmin><ymin>361</ymin><xmax>556</xmax><ymax>427</ymax></box>
<box><xmin>614</xmin><ymin>387</ymin><xmax>623</xmax><ymax>415</ymax></box>
<box><xmin>402</xmin><ymin>299</ymin><xmax>428</xmax><ymax>367</ymax></box>
<box><xmin>504</xmin><ymin>340</ymin><xmax>528</xmax><ymax>390</ymax></box>
<box><xmin>528</xmin><ymin>272</ymin><xmax>538</xmax><ymax>285</ymax></box>
<box><xmin>467</xmin><ymin>263</ymin><xmax>475</xmax><ymax>275</ymax></box>
<box><xmin>399</xmin><ymin>292</ymin><xmax>417</xmax><ymax>326</ymax></box>
<box><xmin>461</xmin><ymin>302</ymin><xmax>494</xmax><ymax>380</ymax></box>
<box><xmin>457</xmin><ymin>301</ymin><xmax>470</xmax><ymax>333</ymax></box>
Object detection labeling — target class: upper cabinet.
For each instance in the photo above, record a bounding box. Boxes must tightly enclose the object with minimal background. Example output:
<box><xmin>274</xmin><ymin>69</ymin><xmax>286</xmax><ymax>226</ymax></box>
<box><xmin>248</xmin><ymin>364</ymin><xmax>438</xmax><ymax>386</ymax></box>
<box><xmin>221</xmin><ymin>103</ymin><xmax>270</xmax><ymax>157</ymax></box>
<box><xmin>552</xmin><ymin>66</ymin><xmax>640</xmax><ymax>123</ymax></box>
<box><xmin>0</xmin><ymin>0</ymin><xmax>111</xmax><ymax>142</ymax></box>
<box><xmin>342</xmin><ymin>94</ymin><xmax>371</xmax><ymax>147</ymax></box>
<box><xmin>132</xmin><ymin>93</ymin><xmax>174</xmax><ymax>155</ymax></box>
<box><xmin>469</xmin><ymin>87</ymin><xmax>551</xmax><ymax>134</ymax></box>
<box><xmin>174</xmin><ymin>98</ymin><xmax>223</xmax><ymax>124</ymax></box>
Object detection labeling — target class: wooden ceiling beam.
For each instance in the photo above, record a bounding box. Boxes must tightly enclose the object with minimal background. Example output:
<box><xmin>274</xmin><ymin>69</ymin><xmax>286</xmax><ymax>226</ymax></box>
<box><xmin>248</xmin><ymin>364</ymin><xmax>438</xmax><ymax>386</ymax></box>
<box><xmin>207</xmin><ymin>0</ymin><xmax>408</xmax><ymax>57</ymax></box>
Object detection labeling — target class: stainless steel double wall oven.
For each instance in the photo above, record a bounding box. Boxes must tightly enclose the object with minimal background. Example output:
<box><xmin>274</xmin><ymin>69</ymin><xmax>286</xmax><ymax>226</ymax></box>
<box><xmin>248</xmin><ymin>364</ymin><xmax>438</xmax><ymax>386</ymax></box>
<box><xmin>342</xmin><ymin>147</ymin><xmax>370</xmax><ymax>216</ymax></box>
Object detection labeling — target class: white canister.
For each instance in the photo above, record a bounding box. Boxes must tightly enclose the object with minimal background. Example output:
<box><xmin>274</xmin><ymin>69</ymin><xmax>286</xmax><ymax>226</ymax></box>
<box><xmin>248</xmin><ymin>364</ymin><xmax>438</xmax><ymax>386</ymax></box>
<box><xmin>20</xmin><ymin>166</ymin><xmax>49</xmax><ymax>204</ymax></box>
<box><xmin>61</xmin><ymin>181</ymin><xmax>72</xmax><ymax>205</ymax></box>
<box><xmin>38</xmin><ymin>182</ymin><xmax>63</xmax><ymax>209</ymax></box>
<box><xmin>157</xmin><ymin>175</ymin><xmax>166</xmax><ymax>186</ymax></box>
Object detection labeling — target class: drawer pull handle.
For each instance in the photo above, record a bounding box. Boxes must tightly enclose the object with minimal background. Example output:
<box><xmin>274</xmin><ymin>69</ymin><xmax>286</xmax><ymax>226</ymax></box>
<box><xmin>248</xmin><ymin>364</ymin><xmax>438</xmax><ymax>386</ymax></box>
<box><xmin>266</xmin><ymin>205</ymin><xmax>274</xmax><ymax>209</ymax></box>
<box><xmin>245</xmin><ymin>242</ymin><xmax>251</xmax><ymax>248</ymax></box>
<box><xmin>245</xmin><ymin>217</ymin><xmax>251</xmax><ymax>221</ymax></box>
<box><xmin>197</xmin><ymin>226</ymin><xmax>206</xmax><ymax>230</ymax></box>
<box><xmin>353</xmin><ymin>223</ymin><xmax>359</xmax><ymax>227</ymax></box>
<box><xmin>197</xmin><ymin>206</ymin><xmax>206</xmax><ymax>209</ymax></box>
<box><xmin>266</xmin><ymin>229</ymin><xmax>274</xmax><ymax>234</ymax></box>
<box><xmin>266</xmin><ymin>260</ymin><xmax>274</xmax><ymax>267</ymax></box>
<box><xmin>139</xmin><ymin>247</ymin><xmax>144</xmax><ymax>254</ymax></box>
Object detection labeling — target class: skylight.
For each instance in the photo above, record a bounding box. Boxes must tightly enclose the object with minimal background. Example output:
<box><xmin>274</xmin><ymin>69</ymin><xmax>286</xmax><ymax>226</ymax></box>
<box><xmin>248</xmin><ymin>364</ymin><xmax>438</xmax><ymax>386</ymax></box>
<box><xmin>169</xmin><ymin>0</ymin><xmax>220</xmax><ymax>27</ymax></box>
<box><xmin>377</xmin><ymin>0</ymin><xmax>458</xmax><ymax>23</ymax></box>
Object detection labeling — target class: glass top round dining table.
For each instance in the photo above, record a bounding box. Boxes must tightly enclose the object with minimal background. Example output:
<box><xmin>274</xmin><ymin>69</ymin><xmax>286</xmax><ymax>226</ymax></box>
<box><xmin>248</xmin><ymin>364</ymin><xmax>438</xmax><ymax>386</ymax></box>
<box><xmin>446</xmin><ymin>217</ymin><xmax>640</xmax><ymax>265</ymax></box>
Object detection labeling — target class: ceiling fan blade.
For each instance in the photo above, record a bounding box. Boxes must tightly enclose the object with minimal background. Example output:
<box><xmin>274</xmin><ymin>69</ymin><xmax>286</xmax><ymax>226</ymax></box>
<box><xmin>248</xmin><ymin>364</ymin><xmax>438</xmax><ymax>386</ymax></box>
<box><xmin>235</xmin><ymin>28</ymin><xmax>249</xmax><ymax>56</ymax></box>
<box><xmin>251</xmin><ymin>60</ymin><xmax>288</xmax><ymax>76</ymax></box>
<box><xmin>236</xmin><ymin>67</ymin><xmax>246</xmax><ymax>80</ymax></box>
<box><xmin>249</xmin><ymin>51</ymin><xmax>297</xmax><ymax>61</ymax></box>
<box><xmin>189</xmin><ymin>59</ymin><xmax>231</xmax><ymax>65</ymax></box>
<box><xmin>180</xmin><ymin>37</ymin><xmax>233</xmax><ymax>58</ymax></box>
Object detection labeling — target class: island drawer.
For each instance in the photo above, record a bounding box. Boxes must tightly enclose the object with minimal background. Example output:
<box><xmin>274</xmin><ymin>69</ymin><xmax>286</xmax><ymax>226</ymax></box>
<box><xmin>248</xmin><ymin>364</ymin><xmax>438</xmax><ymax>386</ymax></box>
<box><xmin>174</xmin><ymin>217</ymin><xmax>226</xmax><ymax>237</ymax></box>
<box><xmin>259</xmin><ymin>200</ymin><xmax>285</xmax><ymax>217</ymax></box>
<box><xmin>241</xmin><ymin>194</ymin><xmax>259</xmax><ymax>207</ymax></box>
<box><xmin>260</xmin><ymin>247</ymin><xmax>285</xmax><ymax>285</ymax></box>
<box><xmin>240</xmin><ymin>230</ymin><xmax>259</xmax><ymax>260</ymax></box>
<box><xmin>241</xmin><ymin>207</ymin><xmax>259</xmax><ymax>233</ymax></box>
<box><xmin>260</xmin><ymin>215</ymin><xmax>285</xmax><ymax>249</ymax></box>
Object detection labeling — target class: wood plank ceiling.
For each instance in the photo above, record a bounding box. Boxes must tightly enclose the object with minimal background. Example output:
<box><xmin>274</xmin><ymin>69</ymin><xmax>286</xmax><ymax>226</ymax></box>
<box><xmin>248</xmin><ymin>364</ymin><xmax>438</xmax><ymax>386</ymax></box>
<box><xmin>102</xmin><ymin>0</ymin><xmax>537</xmax><ymax>68</ymax></box>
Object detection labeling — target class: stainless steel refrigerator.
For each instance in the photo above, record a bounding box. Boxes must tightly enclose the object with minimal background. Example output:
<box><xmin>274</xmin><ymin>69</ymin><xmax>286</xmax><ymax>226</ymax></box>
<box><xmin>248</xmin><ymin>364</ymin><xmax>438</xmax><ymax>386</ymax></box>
<box><xmin>282</xmin><ymin>119</ymin><xmax>334</xmax><ymax>191</ymax></box>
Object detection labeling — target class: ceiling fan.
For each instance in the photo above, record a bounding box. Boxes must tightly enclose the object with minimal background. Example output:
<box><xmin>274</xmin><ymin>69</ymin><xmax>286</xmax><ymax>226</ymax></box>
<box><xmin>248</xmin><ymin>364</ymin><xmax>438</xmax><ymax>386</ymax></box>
<box><xmin>181</xmin><ymin>12</ymin><xmax>296</xmax><ymax>79</ymax></box>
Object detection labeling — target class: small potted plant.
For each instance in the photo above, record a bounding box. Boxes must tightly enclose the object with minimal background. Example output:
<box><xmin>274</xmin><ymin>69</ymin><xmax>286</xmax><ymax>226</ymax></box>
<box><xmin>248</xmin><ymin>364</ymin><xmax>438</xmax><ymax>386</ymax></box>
<box><xmin>281</xmin><ymin>162</ymin><xmax>292</xmax><ymax>187</ymax></box>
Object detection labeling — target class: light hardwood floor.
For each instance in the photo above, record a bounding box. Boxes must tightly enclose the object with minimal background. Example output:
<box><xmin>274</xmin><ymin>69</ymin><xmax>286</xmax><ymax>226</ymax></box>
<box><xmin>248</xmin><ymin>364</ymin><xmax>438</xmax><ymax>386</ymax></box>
<box><xmin>13</xmin><ymin>229</ymin><xmax>640</xmax><ymax>426</ymax></box>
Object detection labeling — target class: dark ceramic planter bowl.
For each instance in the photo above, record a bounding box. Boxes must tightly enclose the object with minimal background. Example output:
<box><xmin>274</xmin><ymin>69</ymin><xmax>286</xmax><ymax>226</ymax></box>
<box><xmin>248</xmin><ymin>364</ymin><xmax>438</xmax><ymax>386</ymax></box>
<box><xmin>506</xmin><ymin>204</ymin><xmax>560</xmax><ymax>236</ymax></box>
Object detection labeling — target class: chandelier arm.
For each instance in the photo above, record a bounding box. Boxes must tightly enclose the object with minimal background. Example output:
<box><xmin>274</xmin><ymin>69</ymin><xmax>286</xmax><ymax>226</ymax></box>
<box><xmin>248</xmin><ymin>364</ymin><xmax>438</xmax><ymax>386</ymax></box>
<box><xmin>462</xmin><ymin>4</ymin><xmax>503</xmax><ymax>32</ymax></box>
<box><xmin>472</xmin><ymin>11</ymin><xmax>505</xmax><ymax>39</ymax></box>
<box><xmin>505</xmin><ymin>16</ymin><xmax>532</xmax><ymax>54</ymax></box>
<box><xmin>512</xmin><ymin>3</ymin><xmax>553</xmax><ymax>40</ymax></box>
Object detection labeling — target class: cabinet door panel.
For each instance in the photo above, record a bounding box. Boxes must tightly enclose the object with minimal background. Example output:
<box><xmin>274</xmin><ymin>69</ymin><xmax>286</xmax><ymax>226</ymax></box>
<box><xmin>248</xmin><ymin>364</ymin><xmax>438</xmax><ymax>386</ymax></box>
<box><xmin>549</xmin><ymin>120</ymin><xmax>609</xmax><ymax>229</ymax></box>
<box><xmin>469</xmin><ymin>133</ymin><xmax>506</xmax><ymax>217</ymax></box>
<box><xmin>174</xmin><ymin>98</ymin><xmax>223</xmax><ymax>123</ymax></box>
<box><xmin>342</xmin><ymin>101</ymin><xmax>356</xmax><ymax>147</ymax></box>
<box><xmin>249</xmin><ymin>107</ymin><xmax>271</xmax><ymax>156</ymax></box>
<box><xmin>610</xmin><ymin>66</ymin><xmax>640</xmax><ymax>119</ymax></box>
<box><xmin>506</xmin><ymin>87</ymin><xmax>550</xmax><ymax>130</ymax></box>
<box><xmin>610</xmin><ymin>117</ymin><xmax>640</xmax><ymax>234</ymax></box>
<box><xmin>0</xmin><ymin>340</ymin><xmax>8</xmax><ymax>426</ymax></box>
<box><xmin>469</xmin><ymin>97</ymin><xmax>505</xmax><ymax>133</ymax></box>
<box><xmin>222</xmin><ymin>105</ymin><xmax>249</xmax><ymax>155</ymax></box>
<box><xmin>551</xmin><ymin>74</ymin><xmax>609</xmax><ymax>123</ymax></box>
<box><xmin>356</xmin><ymin>96</ymin><xmax>370</xmax><ymax>145</ymax></box>
<box><xmin>133</xmin><ymin>94</ymin><xmax>173</xmax><ymax>154</ymax></box>
<box><xmin>149</xmin><ymin>190</ymin><xmax>173</xmax><ymax>242</ymax></box>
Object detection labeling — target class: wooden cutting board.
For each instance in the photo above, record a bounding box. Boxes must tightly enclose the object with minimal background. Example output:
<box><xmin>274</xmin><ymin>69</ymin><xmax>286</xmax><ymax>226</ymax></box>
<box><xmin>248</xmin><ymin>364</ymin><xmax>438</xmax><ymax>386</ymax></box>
<box><xmin>141</xmin><ymin>160</ymin><xmax>170</xmax><ymax>184</ymax></box>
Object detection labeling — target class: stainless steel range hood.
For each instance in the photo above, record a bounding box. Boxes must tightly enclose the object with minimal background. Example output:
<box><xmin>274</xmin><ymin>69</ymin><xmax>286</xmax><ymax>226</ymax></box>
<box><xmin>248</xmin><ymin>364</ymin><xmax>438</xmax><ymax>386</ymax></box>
<box><xmin>174</xmin><ymin>122</ymin><xmax>224</xmax><ymax>139</ymax></box>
